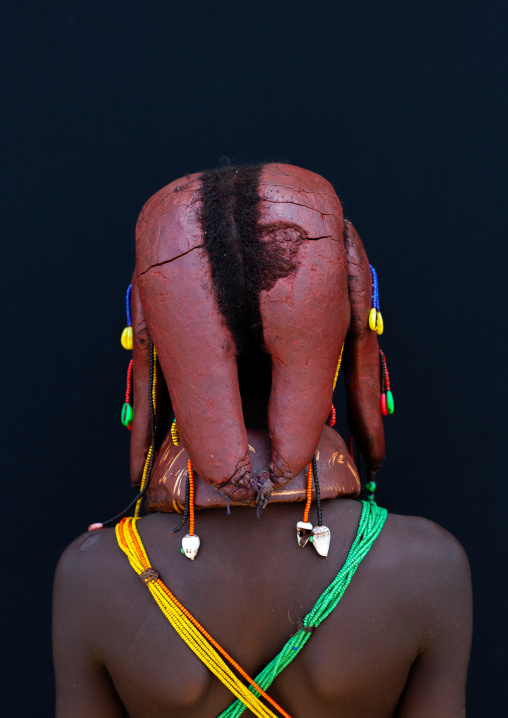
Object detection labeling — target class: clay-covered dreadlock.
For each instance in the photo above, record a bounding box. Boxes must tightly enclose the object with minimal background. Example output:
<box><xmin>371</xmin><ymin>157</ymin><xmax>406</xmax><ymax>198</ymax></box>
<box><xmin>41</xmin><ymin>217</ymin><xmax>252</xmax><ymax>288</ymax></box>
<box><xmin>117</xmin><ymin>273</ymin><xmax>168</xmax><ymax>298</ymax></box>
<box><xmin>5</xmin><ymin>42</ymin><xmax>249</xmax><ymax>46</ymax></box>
<box><xmin>101</xmin><ymin>339</ymin><xmax>157</xmax><ymax>527</ymax></box>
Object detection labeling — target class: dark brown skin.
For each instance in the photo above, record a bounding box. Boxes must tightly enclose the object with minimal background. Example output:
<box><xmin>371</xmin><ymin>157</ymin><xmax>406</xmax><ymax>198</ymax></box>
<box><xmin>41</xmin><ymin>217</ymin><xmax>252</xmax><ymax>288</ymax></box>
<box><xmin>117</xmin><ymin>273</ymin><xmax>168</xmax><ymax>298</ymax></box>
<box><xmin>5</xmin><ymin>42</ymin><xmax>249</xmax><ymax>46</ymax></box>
<box><xmin>53</xmin><ymin>500</ymin><xmax>472</xmax><ymax>718</ymax></box>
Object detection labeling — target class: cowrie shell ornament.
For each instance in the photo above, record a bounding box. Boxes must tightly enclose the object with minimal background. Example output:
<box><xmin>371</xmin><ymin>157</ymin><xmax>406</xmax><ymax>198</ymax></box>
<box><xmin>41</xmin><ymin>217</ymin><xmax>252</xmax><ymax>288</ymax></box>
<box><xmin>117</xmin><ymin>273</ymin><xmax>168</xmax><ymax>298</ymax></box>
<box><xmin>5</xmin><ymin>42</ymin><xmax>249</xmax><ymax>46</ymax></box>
<box><xmin>182</xmin><ymin>534</ymin><xmax>200</xmax><ymax>560</ymax></box>
<box><xmin>311</xmin><ymin>525</ymin><xmax>331</xmax><ymax>557</ymax></box>
<box><xmin>296</xmin><ymin>521</ymin><xmax>313</xmax><ymax>547</ymax></box>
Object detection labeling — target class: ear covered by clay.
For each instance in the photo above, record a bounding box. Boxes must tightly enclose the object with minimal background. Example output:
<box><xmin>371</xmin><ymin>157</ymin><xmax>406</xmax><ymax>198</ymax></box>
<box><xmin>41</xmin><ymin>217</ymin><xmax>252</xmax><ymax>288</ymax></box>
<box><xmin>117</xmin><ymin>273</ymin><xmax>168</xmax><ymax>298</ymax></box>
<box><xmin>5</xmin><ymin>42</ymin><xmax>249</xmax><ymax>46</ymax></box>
<box><xmin>342</xmin><ymin>221</ymin><xmax>385</xmax><ymax>476</ymax></box>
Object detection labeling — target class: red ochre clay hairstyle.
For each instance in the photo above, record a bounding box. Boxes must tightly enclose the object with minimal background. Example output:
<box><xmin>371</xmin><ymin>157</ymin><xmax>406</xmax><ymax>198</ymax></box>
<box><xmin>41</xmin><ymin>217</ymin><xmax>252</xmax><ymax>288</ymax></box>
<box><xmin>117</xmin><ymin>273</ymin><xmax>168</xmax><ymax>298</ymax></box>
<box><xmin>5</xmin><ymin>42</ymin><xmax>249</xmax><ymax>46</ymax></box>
<box><xmin>107</xmin><ymin>162</ymin><xmax>388</xmax><ymax>525</ymax></box>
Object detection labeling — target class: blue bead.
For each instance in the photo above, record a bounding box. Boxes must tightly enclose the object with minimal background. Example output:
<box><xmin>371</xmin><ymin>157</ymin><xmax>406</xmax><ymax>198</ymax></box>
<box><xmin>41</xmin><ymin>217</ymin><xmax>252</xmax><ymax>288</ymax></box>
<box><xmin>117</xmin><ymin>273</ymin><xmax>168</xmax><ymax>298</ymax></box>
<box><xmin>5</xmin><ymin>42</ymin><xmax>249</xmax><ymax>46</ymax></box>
<box><xmin>126</xmin><ymin>284</ymin><xmax>132</xmax><ymax>325</ymax></box>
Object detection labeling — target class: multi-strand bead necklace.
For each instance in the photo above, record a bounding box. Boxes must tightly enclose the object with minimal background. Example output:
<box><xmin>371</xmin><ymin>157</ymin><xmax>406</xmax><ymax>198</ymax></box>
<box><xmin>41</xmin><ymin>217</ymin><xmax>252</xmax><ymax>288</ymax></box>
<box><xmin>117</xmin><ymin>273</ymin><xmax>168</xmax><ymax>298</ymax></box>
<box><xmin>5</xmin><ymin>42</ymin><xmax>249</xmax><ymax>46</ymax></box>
<box><xmin>117</xmin><ymin>500</ymin><xmax>387</xmax><ymax>718</ymax></box>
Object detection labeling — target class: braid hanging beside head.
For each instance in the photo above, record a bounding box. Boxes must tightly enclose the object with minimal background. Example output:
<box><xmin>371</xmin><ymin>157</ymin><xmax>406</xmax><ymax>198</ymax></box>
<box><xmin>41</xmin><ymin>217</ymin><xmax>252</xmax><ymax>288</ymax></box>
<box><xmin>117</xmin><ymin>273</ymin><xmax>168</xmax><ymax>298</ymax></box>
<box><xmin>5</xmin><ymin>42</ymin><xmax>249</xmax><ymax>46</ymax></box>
<box><xmin>89</xmin><ymin>340</ymin><xmax>158</xmax><ymax>530</ymax></box>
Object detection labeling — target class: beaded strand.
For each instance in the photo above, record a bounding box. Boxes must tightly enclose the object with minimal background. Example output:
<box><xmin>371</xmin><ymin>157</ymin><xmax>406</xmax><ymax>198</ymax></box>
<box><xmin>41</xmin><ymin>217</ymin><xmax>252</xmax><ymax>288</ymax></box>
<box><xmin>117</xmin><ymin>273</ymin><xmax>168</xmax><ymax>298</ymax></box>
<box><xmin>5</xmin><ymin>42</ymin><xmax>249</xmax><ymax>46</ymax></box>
<box><xmin>135</xmin><ymin>341</ymin><xmax>157</xmax><ymax>517</ymax></box>
<box><xmin>328</xmin><ymin>404</ymin><xmax>336</xmax><ymax>427</ymax></box>
<box><xmin>303</xmin><ymin>463</ymin><xmax>313</xmax><ymax>524</ymax></box>
<box><xmin>188</xmin><ymin>459</ymin><xmax>195</xmax><ymax>536</ymax></box>
<box><xmin>121</xmin><ymin>359</ymin><xmax>133</xmax><ymax>429</ymax></box>
<box><xmin>348</xmin><ymin>436</ymin><xmax>375</xmax><ymax>501</ymax></box>
<box><xmin>117</xmin><ymin>502</ymin><xmax>386</xmax><ymax>718</ymax></box>
<box><xmin>311</xmin><ymin>455</ymin><xmax>322</xmax><ymax>527</ymax></box>
<box><xmin>328</xmin><ymin>343</ymin><xmax>344</xmax><ymax>427</ymax></box>
<box><xmin>332</xmin><ymin>343</ymin><xmax>345</xmax><ymax>391</ymax></box>
<box><xmin>117</xmin><ymin>518</ymin><xmax>288</xmax><ymax>718</ymax></box>
<box><xmin>121</xmin><ymin>284</ymin><xmax>133</xmax><ymax>350</ymax></box>
<box><xmin>179</xmin><ymin>459</ymin><xmax>200</xmax><ymax>559</ymax></box>
<box><xmin>297</xmin><ymin>456</ymin><xmax>329</xmax><ymax>556</ymax></box>
<box><xmin>368</xmin><ymin>265</ymin><xmax>384</xmax><ymax>335</ymax></box>
<box><xmin>171</xmin><ymin>418</ymin><xmax>180</xmax><ymax>446</ymax></box>
<box><xmin>93</xmin><ymin>340</ymin><xmax>158</xmax><ymax>529</ymax></box>
<box><xmin>172</xmin><ymin>474</ymin><xmax>190</xmax><ymax>534</ymax></box>
<box><xmin>218</xmin><ymin>501</ymin><xmax>387</xmax><ymax>718</ymax></box>
<box><xmin>379</xmin><ymin>349</ymin><xmax>394</xmax><ymax>416</ymax></box>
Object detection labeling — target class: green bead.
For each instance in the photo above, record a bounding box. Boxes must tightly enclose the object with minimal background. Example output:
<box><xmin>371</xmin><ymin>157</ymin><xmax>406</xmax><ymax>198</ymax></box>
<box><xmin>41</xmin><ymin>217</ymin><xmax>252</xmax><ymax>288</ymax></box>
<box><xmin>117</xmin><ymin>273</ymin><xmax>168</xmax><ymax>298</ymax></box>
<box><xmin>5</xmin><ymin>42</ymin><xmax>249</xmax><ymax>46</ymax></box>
<box><xmin>365</xmin><ymin>481</ymin><xmax>376</xmax><ymax>492</ymax></box>
<box><xmin>386</xmin><ymin>390</ymin><xmax>394</xmax><ymax>414</ymax></box>
<box><xmin>121</xmin><ymin>402</ymin><xmax>133</xmax><ymax>427</ymax></box>
<box><xmin>308</xmin><ymin>536</ymin><xmax>314</xmax><ymax>543</ymax></box>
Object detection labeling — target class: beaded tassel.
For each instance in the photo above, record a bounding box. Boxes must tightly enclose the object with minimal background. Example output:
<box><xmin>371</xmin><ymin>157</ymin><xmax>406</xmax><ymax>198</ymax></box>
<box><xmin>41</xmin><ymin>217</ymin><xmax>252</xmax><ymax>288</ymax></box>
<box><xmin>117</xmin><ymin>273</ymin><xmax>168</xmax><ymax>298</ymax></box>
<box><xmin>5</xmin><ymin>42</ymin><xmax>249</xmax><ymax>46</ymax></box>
<box><xmin>379</xmin><ymin>349</ymin><xmax>394</xmax><ymax>416</ymax></box>
<box><xmin>328</xmin><ymin>404</ymin><xmax>336</xmax><ymax>427</ymax></box>
<box><xmin>349</xmin><ymin>436</ymin><xmax>376</xmax><ymax>502</ymax></box>
<box><xmin>311</xmin><ymin>456</ymin><xmax>322</xmax><ymax>527</ymax></box>
<box><xmin>121</xmin><ymin>284</ymin><xmax>133</xmax><ymax>349</ymax></box>
<box><xmin>357</xmin><ymin>451</ymin><xmax>376</xmax><ymax>502</ymax></box>
<box><xmin>296</xmin><ymin>457</ymin><xmax>330</xmax><ymax>556</ymax></box>
<box><xmin>368</xmin><ymin>265</ymin><xmax>384</xmax><ymax>335</ymax></box>
<box><xmin>365</xmin><ymin>481</ymin><xmax>376</xmax><ymax>502</ymax></box>
<box><xmin>171</xmin><ymin>418</ymin><xmax>180</xmax><ymax>446</ymax></box>
<box><xmin>329</xmin><ymin>342</ymin><xmax>344</xmax><ymax>427</ymax></box>
<box><xmin>181</xmin><ymin>459</ymin><xmax>200</xmax><ymax>559</ymax></box>
<box><xmin>134</xmin><ymin>342</ymin><xmax>158</xmax><ymax>517</ymax></box>
<box><xmin>310</xmin><ymin>456</ymin><xmax>329</xmax><ymax>556</ymax></box>
<box><xmin>89</xmin><ymin>340</ymin><xmax>158</xmax><ymax>531</ymax></box>
<box><xmin>332</xmin><ymin>343</ymin><xmax>345</xmax><ymax>391</ymax></box>
<box><xmin>121</xmin><ymin>359</ymin><xmax>133</xmax><ymax>429</ymax></box>
<box><xmin>296</xmin><ymin>464</ymin><xmax>313</xmax><ymax>547</ymax></box>
<box><xmin>172</xmin><ymin>474</ymin><xmax>190</xmax><ymax>534</ymax></box>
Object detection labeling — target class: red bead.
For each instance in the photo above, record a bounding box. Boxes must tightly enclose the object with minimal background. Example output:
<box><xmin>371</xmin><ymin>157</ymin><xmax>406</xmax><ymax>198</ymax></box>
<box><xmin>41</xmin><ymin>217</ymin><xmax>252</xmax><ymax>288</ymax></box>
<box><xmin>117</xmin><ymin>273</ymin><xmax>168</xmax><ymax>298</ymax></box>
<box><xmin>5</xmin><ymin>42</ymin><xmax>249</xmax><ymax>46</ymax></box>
<box><xmin>380</xmin><ymin>393</ymin><xmax>388</xmax><ymax>416</ymax></box>
<box><xmin>329</xmin><ymin>404</ymin><xmax>336</xmax><ymax>427</ymax></box>
<box><xmin>125</xmin><ymin>359</ymin><xmax>134</xmax><ymax>403</ymax></box>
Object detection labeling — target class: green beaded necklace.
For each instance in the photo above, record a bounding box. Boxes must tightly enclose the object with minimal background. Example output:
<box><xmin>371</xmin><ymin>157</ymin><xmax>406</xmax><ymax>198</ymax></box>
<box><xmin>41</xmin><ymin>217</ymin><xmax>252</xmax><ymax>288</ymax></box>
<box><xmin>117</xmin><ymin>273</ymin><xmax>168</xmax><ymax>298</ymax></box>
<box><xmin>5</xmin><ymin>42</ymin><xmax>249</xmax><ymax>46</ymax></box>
<box><xmin>218</xmin><ymin>500</ymin><xmax>387</xmax><ymax>718</ymax></box>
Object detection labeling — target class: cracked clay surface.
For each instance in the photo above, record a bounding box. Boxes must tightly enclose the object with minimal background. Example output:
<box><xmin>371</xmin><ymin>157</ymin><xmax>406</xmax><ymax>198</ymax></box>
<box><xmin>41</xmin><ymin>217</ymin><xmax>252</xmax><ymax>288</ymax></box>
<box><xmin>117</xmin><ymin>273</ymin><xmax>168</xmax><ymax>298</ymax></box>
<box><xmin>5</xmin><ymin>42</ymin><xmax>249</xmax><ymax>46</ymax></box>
<box><xmin>131</xmin><ymin>163</ymin><xmax>384</xmax><ymax>511</ymax></box>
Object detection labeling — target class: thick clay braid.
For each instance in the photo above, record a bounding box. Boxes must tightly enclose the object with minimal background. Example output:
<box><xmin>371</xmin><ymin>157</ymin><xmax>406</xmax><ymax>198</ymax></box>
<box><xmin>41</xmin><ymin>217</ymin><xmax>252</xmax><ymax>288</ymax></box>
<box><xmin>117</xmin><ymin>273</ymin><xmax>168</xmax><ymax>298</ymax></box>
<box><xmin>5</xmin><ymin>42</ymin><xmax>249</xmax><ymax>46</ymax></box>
<box><xmin>342</xmin><ymin>221</ymin><xmax>385</xmax><ymax>476</ymax></box>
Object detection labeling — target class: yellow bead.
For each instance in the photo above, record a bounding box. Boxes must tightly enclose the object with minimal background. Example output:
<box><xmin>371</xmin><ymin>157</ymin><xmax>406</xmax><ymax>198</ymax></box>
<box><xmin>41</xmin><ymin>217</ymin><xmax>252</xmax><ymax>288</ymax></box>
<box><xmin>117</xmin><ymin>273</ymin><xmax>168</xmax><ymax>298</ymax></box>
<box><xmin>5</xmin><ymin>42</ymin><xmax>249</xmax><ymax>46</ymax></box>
<box><xmin>121</xmin><ymin>326</ymin><xmax>133</xmax><ymax>350</ymax></box>
<box><xmin>369</xmin><ymin>307</ymin><xmax>378</xmax><ymax>331</ymax></box>
<box><xmin>376</xmin><ymin>311</ymin><xmax>384</xmax><ymax>335</ymax></box>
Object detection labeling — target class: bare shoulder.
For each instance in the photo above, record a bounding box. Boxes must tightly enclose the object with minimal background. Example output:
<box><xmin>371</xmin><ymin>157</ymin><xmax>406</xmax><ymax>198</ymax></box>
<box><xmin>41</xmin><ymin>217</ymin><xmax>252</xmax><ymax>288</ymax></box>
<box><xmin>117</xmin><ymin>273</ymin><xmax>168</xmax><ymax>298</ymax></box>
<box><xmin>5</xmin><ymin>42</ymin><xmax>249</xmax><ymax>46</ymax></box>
<box><xmin>53</xmin><ymin>527</ymin><xmax>126</xmax><ymax>606</ymax></box>
<box><xmin>373</xmin><ymin>511</ymin><xmax>472</xmax><ymax>638</ymax></box>
<box><xmin>375</xmin><ymin>513</ymin><xmax>473</xmax><ymax>717</ymax></box>
<box><xmin>381</xmin><ymin>511</ymin><xmax>470</xmax><ymax>572</ymax></box>
<box><xmin>53</xmin><ymin>529</ymin><xmax>132</xmax><ymax>718</ymax></box>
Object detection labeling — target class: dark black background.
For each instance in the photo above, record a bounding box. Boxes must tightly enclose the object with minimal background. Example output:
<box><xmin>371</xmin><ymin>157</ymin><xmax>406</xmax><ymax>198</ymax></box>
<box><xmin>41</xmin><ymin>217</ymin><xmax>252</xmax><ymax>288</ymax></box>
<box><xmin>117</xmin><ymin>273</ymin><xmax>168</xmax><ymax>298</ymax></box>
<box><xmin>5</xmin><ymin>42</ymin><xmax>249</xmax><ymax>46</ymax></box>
<box><xmin>2</xmin><ymin>1</ymin><xmax>506</xmax><ymax>714</ymax></box>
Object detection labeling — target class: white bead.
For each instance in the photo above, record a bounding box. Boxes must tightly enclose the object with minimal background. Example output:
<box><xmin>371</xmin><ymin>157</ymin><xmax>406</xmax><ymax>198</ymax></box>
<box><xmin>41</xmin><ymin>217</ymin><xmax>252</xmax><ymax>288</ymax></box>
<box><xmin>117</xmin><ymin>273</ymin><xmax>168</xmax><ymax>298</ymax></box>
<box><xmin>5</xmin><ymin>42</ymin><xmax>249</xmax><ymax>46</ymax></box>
<box><xmin>182</xmin><ymin>534</ymin><xmax>200</xmax><ymax>560</ymax></box>
<box><xmin>312</xmin><ymin>525</ymin><xmax>331</xmax><ymax>557</ymax></box>
<box><xmin>296</xmin><ymin>520</ymin><xmax>313</xmax><ymax>547</ymax></box>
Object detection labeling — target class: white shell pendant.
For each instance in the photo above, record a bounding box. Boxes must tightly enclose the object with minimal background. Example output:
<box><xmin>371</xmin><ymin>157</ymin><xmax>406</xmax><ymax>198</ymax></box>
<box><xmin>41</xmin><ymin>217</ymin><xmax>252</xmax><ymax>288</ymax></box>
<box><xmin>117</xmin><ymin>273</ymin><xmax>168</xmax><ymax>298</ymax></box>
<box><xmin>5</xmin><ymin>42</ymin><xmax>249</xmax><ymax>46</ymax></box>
<box><xmin>182</xmin><ymin>534</ymin><xmax>200</xmax><ymax>560</ymax></box>
<box><xmin>296</xmin><ymin>520</ymin><xmax>314</xmax><ymax>547</ymax></box>
<box><xmin>311</xmin><ymin>525</ymin><xmax>331</xmax><ymax>557</ymax></box>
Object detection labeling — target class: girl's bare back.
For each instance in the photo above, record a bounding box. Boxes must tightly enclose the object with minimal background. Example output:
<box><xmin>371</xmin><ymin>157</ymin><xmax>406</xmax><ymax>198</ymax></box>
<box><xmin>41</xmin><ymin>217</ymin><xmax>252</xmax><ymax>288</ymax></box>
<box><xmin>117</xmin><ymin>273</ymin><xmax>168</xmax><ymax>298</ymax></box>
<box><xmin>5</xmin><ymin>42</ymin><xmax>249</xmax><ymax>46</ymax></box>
<box><xmin>53</xmin><ymin>499</ymin><xmax>471</xmax><ymax>718</ymax></box>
